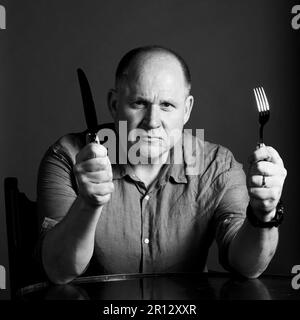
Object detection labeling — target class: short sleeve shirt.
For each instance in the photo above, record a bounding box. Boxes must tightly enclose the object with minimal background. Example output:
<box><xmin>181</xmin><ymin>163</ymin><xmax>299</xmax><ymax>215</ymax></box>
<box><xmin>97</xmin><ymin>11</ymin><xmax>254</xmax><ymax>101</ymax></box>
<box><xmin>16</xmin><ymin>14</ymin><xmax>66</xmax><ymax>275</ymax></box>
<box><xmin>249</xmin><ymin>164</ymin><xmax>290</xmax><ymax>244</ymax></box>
<box><xmin>36</xmin><ymin>124</ymin><xmax>249</xmax><ymax>275</ymax></box>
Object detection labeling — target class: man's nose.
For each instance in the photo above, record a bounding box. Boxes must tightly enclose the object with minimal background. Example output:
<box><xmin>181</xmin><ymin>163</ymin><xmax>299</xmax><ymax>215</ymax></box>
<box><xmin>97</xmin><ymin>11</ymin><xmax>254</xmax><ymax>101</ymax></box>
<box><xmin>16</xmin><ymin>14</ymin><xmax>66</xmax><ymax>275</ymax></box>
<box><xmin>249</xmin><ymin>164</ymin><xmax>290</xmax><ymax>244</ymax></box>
<box><xmin>142</xmin><ymin>104</ymin><xmax>161</xmax><ymax>129</ymax></box>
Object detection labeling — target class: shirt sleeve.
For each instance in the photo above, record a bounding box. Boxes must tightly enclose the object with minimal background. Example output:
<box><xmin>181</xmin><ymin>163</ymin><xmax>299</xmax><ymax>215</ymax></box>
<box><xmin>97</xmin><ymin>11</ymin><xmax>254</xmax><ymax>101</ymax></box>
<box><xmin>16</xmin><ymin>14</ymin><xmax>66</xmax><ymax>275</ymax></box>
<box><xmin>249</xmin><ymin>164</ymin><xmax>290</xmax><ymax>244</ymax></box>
<box><xmin>212</xmin><ymin>150</ymin><xmax>249</xmax><ymax>272</ymax></box>
<box><xmin>34</xmin><ymin>142</ymin><xmax>78</xmax><ymax>271</ymax></box>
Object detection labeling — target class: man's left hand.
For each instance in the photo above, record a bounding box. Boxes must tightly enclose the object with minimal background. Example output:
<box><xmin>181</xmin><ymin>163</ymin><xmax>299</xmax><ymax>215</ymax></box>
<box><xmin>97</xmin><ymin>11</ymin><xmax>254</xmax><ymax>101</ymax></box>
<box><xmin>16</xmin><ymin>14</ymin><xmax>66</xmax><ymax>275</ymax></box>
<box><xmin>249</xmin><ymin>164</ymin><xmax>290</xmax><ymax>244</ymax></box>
<box><xmin>247</xmin><ymin>145</ymin><xmax>287</xmax><ymax>221</ymax></box>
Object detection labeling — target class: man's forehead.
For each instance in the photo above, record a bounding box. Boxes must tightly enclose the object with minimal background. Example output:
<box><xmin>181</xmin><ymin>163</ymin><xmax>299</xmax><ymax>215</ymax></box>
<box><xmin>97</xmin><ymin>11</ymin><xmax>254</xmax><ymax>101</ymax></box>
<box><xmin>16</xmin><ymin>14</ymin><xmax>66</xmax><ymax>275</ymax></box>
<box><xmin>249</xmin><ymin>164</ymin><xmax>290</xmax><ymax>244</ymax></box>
<box><xmin>130</xmin><ymin>53</ymin><xmax>183</xmax><ymax>77</ymax></box>
<box><xmin>120</xmin><ymin>53</ymin><xmax>187</xmax><ymax>94</ymax></box>
<box><xmin>123</xmin><ymin>75</ymin><xmax>186</xmax><ymax>100</ymax></box>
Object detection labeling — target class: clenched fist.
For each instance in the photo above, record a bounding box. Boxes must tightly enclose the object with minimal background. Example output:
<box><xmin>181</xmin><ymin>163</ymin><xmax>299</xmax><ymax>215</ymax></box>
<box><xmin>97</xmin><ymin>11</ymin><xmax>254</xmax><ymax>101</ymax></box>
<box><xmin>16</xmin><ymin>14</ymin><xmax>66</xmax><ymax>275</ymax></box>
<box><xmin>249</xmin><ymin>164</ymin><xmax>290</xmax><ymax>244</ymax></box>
<box><xmin>73</xmin><ymin>143</ymin><xmax>114</xmax><ymax>206</ymax></box>
<box><xmin>247</xmin><ymin>145</ymin><xmax>287</xmax><ymax>220</ymax></box>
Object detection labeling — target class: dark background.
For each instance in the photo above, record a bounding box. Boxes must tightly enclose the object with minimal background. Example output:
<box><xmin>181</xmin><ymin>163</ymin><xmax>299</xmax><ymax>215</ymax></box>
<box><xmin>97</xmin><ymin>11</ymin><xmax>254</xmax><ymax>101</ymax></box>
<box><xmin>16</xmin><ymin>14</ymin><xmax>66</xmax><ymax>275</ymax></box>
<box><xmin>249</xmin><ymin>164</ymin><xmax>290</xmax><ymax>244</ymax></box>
<box><xmin>0</xmin><ymin>0</ymin><xmax>299</xmax><ymax>299</ymax></box>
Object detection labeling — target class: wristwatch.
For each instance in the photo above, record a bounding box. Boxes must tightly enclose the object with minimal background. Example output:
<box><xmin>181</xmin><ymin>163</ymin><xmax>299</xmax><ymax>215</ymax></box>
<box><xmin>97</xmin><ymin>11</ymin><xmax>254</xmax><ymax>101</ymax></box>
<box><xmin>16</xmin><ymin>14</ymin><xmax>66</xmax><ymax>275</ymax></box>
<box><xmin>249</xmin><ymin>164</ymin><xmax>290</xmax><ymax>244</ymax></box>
<box><xmin>246</xmin><ymin>200</ymin><xmax>284</xmax><ymax>228</ymax></box>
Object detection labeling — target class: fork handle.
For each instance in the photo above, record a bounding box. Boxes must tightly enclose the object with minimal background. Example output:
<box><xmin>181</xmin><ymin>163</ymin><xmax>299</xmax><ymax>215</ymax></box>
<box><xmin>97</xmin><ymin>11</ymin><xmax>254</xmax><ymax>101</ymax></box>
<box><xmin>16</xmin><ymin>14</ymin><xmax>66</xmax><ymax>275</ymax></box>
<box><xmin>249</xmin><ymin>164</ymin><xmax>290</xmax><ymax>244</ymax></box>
<box><xmin>259</xmin><ymin>125</ymin><xmax>264</xmax><ymax>146</ymax></box>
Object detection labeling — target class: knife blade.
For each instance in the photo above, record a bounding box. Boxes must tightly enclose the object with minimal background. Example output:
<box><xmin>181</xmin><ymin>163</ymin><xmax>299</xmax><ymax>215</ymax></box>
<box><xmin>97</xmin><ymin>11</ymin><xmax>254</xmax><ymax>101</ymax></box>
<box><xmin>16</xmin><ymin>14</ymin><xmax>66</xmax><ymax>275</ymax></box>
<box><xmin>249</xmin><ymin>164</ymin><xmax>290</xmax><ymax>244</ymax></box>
<box><xmin>77</xmin><ymin>68</ymin><xmax>99</xmax><ymax>144</ymax></box>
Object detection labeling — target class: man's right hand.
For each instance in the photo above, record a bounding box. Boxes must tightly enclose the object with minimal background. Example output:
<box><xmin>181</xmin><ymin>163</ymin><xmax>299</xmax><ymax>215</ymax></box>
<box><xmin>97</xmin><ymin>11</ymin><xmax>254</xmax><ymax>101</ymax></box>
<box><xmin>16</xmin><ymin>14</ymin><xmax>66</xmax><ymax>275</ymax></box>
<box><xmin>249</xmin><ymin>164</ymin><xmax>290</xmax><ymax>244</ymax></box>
<box><xmin>73</xmin><ymin>143</ymin><xmax>114</xmax><ymax>207</ymax></box>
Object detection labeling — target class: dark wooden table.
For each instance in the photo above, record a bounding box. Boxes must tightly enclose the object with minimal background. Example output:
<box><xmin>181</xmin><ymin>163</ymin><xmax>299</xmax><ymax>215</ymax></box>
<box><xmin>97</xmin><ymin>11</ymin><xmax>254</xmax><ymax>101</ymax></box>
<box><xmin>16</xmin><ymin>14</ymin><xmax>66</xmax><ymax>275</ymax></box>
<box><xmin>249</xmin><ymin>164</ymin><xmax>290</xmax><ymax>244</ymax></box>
<box><xmin>17</xmin><ymin>272</ymin><xmax>300</xmax><ymax>300</ymax></box>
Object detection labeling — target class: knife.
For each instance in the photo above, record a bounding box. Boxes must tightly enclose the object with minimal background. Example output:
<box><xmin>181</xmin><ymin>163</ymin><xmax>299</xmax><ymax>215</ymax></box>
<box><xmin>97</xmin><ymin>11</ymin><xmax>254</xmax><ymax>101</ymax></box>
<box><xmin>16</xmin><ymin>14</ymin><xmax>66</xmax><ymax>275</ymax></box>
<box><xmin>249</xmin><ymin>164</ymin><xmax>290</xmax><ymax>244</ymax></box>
<box><xmin>77</xmin><ymin>68</ymin><xmax>100</xmax><ymax>144</ymax></box>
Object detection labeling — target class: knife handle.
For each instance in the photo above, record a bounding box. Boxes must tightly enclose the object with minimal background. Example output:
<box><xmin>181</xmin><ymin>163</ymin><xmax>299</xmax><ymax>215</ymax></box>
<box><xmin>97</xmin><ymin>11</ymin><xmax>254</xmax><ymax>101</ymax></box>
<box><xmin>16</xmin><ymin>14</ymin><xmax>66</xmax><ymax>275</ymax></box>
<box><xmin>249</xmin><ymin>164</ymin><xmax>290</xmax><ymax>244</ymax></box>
<box><xmin>86</xmin><ymin>132</ymin><xmax>100</xmax><ymax>144</ymax></box>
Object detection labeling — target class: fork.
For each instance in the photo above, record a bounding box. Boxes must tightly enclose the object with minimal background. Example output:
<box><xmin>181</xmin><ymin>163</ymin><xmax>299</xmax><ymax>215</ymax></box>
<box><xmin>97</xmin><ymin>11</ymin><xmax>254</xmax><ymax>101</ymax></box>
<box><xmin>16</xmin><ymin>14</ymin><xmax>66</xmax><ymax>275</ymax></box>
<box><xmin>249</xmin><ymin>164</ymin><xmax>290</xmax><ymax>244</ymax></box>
<box><xmin>253</xmin><ymin>87</ymin><xmax>270</xmax><ymax>148</ymax></box>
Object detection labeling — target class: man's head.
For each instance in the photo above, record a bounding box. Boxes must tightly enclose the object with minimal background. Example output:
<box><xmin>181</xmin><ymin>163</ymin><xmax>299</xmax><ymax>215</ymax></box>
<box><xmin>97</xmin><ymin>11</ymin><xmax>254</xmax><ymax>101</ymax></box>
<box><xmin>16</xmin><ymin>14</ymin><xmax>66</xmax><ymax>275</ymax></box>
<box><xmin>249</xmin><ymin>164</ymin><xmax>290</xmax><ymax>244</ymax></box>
<box><xmin>108</xmin><ymin>45</ymin><xmax>194</xmax><ymax>163</ymax></box>
<box><xmin>115</xmin><ymin>46</ymin><xmax>192</xmax><ymax>94</ymax></box>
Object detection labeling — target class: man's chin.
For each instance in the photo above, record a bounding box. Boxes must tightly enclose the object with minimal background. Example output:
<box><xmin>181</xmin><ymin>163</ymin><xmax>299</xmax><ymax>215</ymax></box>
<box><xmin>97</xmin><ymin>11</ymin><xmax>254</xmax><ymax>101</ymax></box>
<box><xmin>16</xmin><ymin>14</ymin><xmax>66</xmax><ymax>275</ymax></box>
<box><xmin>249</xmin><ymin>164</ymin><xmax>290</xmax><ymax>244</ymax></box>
<box><xmin>128</xmin><ymin>145</ymin><xmax>169</xmax><ymax>165</ymax></box>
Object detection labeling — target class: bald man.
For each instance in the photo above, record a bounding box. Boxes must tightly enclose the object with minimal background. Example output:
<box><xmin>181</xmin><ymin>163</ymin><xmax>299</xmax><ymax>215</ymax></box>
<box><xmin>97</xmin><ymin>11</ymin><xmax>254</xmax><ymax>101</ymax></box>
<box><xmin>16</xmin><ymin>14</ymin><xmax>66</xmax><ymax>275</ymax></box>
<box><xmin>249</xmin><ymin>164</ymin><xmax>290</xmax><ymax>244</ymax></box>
<box><xmin>37</xmin><ymin>46</ymin><xmax>287</xmax><ymax>284</ymax></box>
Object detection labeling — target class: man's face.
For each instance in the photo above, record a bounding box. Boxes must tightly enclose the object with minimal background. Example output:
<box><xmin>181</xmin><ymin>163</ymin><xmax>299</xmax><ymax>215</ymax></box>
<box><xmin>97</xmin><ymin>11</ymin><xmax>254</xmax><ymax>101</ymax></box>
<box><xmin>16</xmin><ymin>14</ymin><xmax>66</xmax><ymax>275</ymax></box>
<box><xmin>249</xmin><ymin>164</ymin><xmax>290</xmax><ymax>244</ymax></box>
<box><xmin>109</xmin><ymin>53</ymin><xmax>193</xmax><ymax>163</ymax></box>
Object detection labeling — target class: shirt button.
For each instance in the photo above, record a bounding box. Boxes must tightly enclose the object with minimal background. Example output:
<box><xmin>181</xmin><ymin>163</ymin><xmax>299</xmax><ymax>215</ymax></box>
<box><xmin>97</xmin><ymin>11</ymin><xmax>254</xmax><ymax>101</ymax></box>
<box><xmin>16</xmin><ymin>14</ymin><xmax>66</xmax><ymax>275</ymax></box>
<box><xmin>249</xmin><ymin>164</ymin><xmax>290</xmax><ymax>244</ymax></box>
<box><xmin>144</xmin><ymin>195</ymin><xmax>150</xmax><ymax>201</ymax></box>
<box><xmin>144</xmin><ymin>238</ymin><xmax>150</xmax><ymax>244</ymax></box>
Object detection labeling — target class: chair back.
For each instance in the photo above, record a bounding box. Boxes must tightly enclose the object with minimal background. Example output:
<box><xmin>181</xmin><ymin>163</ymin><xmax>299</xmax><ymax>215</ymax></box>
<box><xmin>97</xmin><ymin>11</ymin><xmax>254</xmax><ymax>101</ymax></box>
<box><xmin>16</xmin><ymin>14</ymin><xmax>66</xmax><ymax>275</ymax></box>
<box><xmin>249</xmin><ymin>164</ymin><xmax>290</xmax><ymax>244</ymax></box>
<box><xmin>4</xmin><ymin>177</ymin><xmax>42</xmax><ymax>298</ymax></box>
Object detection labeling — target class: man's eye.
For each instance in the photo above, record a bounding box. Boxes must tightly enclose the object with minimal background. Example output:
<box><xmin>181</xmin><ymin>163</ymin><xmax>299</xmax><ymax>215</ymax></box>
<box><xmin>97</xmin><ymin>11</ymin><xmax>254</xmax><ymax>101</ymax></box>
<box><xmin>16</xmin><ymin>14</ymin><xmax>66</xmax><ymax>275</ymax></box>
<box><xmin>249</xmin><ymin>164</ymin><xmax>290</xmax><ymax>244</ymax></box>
<box><xmin>131</xmin><ymin>101</ymin><xmax>146</xmax><ymax>108</ymax></box>
<box><xmin>161</xmin><ymin>103</ymin><xmax>173</xmax><ymax>110</ymax></box>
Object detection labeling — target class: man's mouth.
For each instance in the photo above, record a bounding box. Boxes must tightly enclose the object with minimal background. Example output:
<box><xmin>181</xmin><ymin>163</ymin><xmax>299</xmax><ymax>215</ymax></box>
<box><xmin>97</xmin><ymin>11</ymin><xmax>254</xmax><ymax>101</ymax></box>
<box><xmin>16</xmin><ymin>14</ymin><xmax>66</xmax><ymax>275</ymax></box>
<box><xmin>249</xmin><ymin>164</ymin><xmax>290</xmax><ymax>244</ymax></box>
<box><xmin>141</xmin><ymin>136</ymin><xmax>162</xmax><ymax>142</ymax></box>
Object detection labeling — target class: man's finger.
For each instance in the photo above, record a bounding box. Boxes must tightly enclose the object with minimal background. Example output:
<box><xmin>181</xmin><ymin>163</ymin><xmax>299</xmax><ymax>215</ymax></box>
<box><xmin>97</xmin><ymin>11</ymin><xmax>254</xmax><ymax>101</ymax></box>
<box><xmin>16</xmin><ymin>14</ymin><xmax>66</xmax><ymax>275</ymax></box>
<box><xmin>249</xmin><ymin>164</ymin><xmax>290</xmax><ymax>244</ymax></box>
<box><xmin>248</xmin><ymin>186</ymin><xmax>281</xmax><ymax>201</ymax></box>
<box><xmin>248</xmin><ymin>145</ymin><xmax>271</xmax><ymax>163</ymax></box>
<box><xmin>76</xmin><ymin>143</ymin><xmax>107</xmax><ymax>163</ymax></box>
<box><xmin>248</xmin><ymin>145</ymin><xmax>283</xmax><ymax>165</ymax></box>
<box><xmin>75</xmin><ymin>157</ymin><xmax>110</xmax><ymax>172</ymax></box>
<box><xmin>91</xmin><ymin>181</ymin><xmax>115</xmax><ymax>196</ymax></box>
<box><xmin>265</xmin><ymin>146</ymin><xmax>284</xmax><ymax>166</ymax></box>
<box><xmin>247</xmin><ymin>175</ymin><xmax>283</xmax><ymax>188</ymax></box>
<box><xmin>84</xmin><ymin>170</ymin><xmax>113</xmax><ymax>183</ymax></box>
<box><xmin>249</xmin><ymin>161</ymin><xmax>279</xmax><ymax>176</ymax></box>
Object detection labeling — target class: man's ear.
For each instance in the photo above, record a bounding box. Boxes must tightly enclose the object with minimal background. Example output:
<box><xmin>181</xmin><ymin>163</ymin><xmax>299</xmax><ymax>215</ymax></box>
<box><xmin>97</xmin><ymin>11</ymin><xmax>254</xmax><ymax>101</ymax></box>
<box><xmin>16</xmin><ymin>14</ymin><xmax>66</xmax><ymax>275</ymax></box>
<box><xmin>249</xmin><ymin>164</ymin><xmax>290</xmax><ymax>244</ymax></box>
<box><xmin>107</xmin><ymin>88</ymin><xmax>118</xmax><ymax>119</ymax></box>
<box><xmin>183</xmin><ymin>95</ymin><xmax>194</xmax><ymax>125</ymax></box>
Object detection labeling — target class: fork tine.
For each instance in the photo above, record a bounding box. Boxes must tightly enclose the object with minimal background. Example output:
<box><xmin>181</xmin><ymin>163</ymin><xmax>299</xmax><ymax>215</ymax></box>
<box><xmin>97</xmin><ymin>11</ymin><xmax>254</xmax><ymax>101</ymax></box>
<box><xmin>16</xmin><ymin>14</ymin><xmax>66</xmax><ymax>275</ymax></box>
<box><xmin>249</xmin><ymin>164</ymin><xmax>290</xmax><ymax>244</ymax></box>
<box><xmin>253</xmin><ymin>88</ymin><xmax>261</xmax><ymax>112</ymax></box>
<box><xmin>260</xmin><ymin>87</ymin><xmax>270</xmax><ymax>111</ymax></box>
<box><xmin>259</xmin><ymin>87</ymin><xmax>267</xmax><ymax>111</ymax></box>
<box><xmin>253</xmin><ymin>85</ymin><xmax>270</xmax><ymax>146</ymax></box>
<box><xmin>256</xmin><ymin>87</ymin><xmax>264</xmax><ymax>112</ymax></box>
<box><xmin>258</xmin><ymin>87</ymin><xmax>266</xmax><ymax>112</ymax></box>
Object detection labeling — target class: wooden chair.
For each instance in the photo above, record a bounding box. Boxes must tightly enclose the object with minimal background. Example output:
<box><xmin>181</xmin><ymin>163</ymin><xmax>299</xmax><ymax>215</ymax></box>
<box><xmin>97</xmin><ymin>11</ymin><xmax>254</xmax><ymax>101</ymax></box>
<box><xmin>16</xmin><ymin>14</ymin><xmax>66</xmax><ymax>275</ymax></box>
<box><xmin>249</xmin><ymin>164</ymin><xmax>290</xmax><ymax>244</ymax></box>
<box><xmin>4</xmin><ymin>177</ymin><xmax>44</xmax><ymax>299</ymax></box>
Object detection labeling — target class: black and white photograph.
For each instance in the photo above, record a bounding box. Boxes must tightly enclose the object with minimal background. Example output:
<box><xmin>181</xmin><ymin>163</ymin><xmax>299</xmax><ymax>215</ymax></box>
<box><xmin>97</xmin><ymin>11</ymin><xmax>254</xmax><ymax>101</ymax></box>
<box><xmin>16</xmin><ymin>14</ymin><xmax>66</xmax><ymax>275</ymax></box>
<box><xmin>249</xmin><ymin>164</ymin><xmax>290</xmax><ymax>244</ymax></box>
<box><xmin>0</xmin><ymin>0</ymin><xmax>300</xmax><ymax>316</ymax></box>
